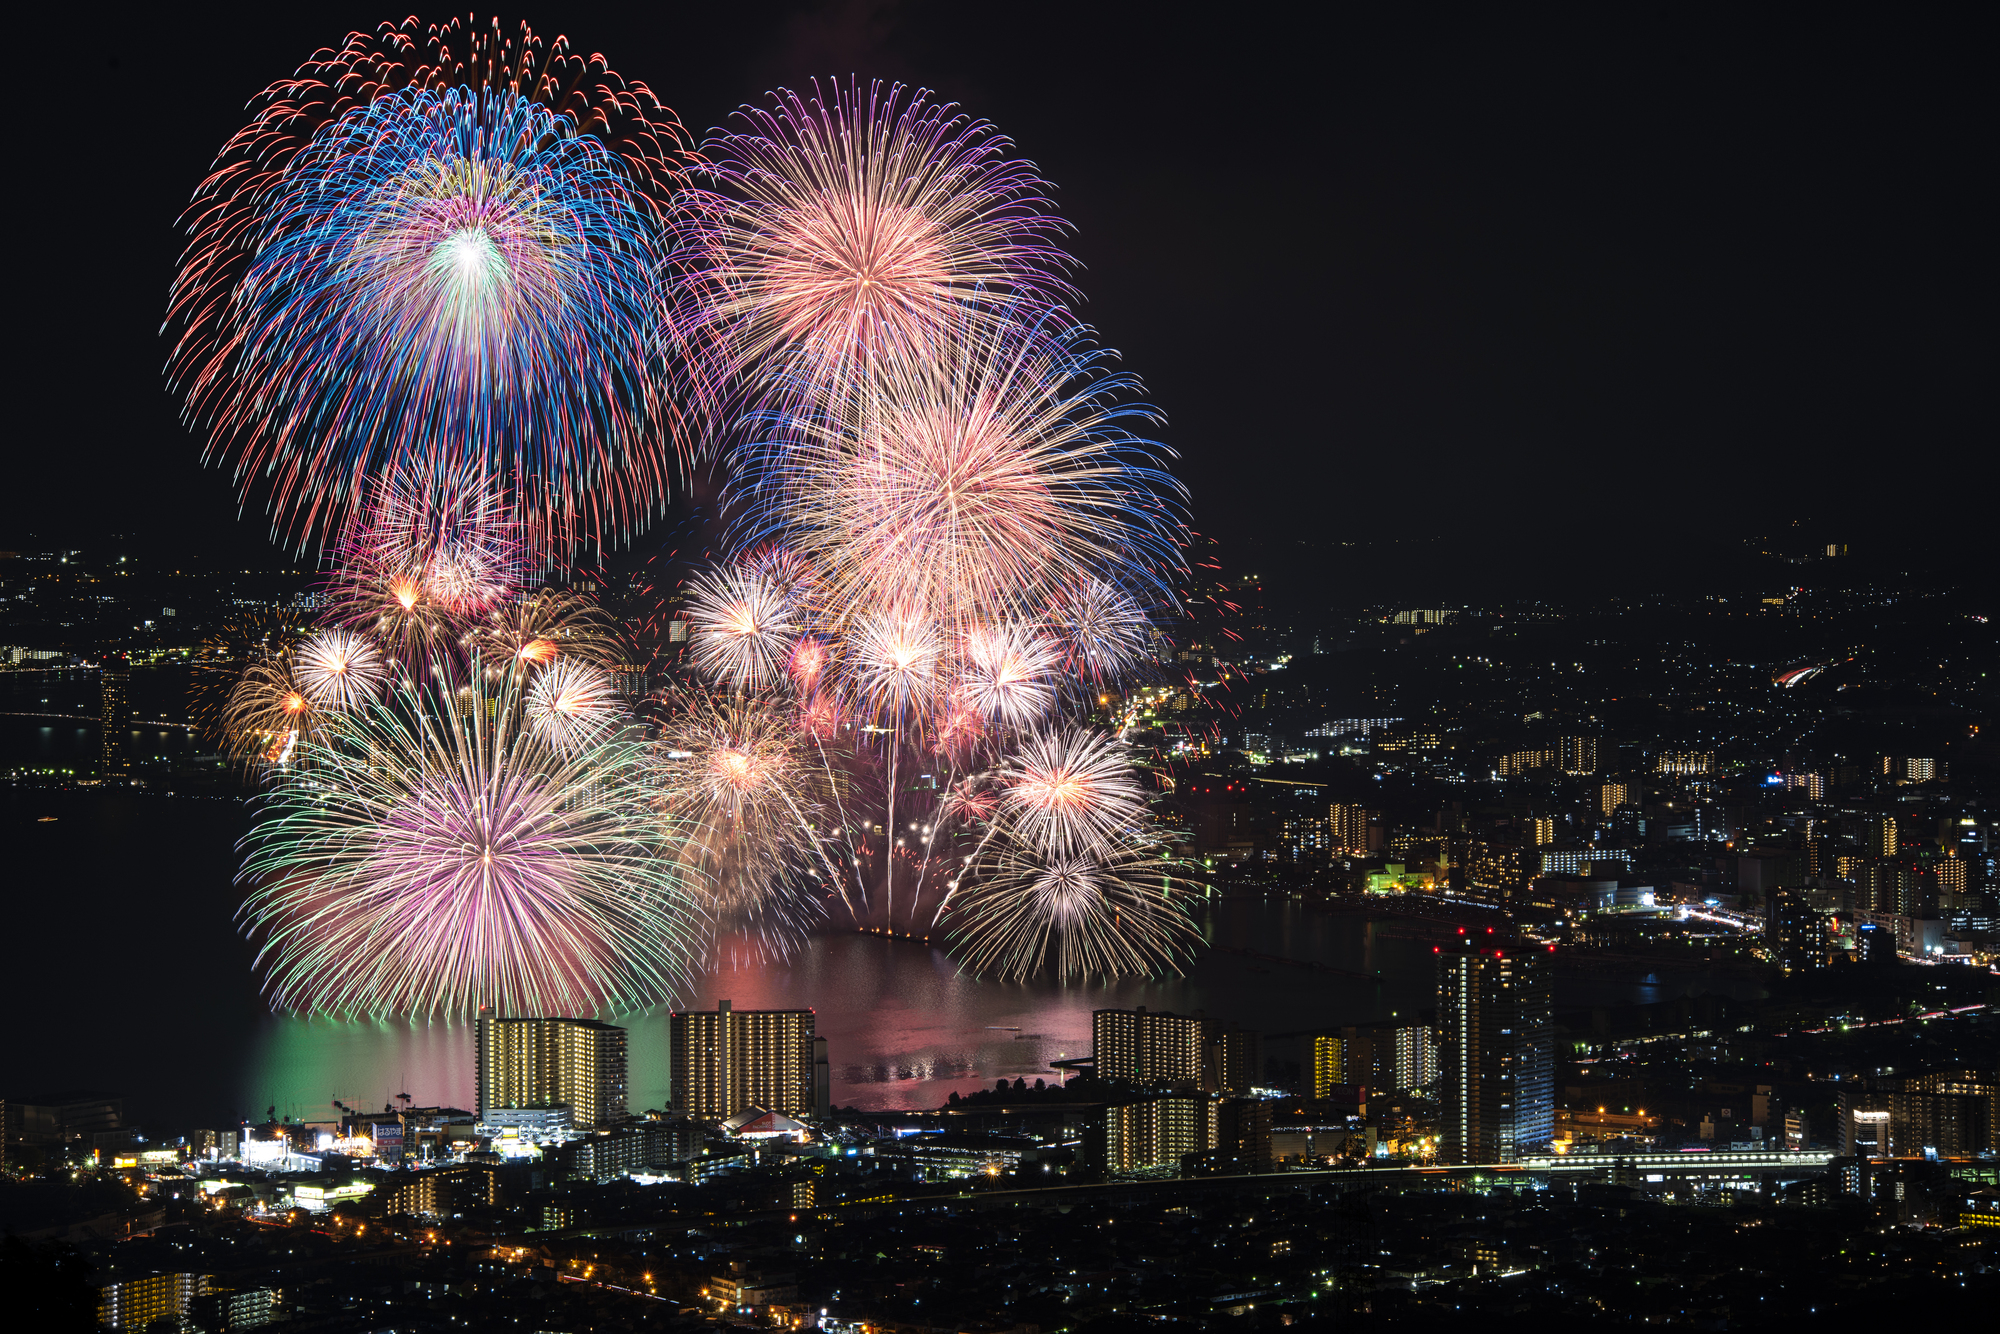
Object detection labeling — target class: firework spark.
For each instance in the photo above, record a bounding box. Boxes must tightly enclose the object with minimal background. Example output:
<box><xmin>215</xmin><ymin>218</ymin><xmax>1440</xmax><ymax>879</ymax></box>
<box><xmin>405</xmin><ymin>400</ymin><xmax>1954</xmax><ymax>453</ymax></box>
<box><xmin>239</xmin><ymin>664</ymin><xmax>704</xmax><ymax>1015</ymax></box>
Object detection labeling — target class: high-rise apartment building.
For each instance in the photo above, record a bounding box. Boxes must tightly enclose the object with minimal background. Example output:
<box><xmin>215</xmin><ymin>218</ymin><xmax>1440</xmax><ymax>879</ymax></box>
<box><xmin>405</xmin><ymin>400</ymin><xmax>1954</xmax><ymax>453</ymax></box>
<box><xmin>1312</xmin><ymin>1034</ymin><xmax>1346</xmax><ymax>1098</ymax></box>
<box><xmin>1527</xmin><ymin>816</ymin><xmax>1557</xmax><ymax>846</ymax></box>
<box><xmin>1313</xmin><ymin>1023</ymin><xmax>1437</xmax><ymax>1099</ymax></box>
<box><xmin>1596</xmin><ymin>781</ymin><xmax>1637</xmax><ymax>816</ymax></box>
<box><xmin>1868</xmin><ymin>816</ymin><xmax>1899</xmax><ymax>858</ymax></box>
<box><xmin>1462</xmin><ymin>838</ymin><xmax>1531</xmax><ymax>906</ymax></box>
<box><xmin>476</xmin><ymin>1011</ymin><xmax>629</xmax><ymax>1131</ymax></box>
<box><xmin>100</xmin><ymin>657</ymin><xmax>131</xmax><ymax>779</ymax></box>
<box><xmin>1095</xmin><ymin>1007</ymin><xmax>1207</xmax><ymax>1086</ymax></box>
<box><xmin>1103</xmin><ymin>1095</ymin><xmax>1214</xmax><ymax>1173</ymax></box>
<box><xmin>1094</xmin><ymin>1008</ymin><xmax>1261</xmax><ymax>1093</ymax></box>
<box><xmin>1767</xmin><ymin>888</ymin><xmax>1829</xmax><ymax>973</ymax></box>
<box><xmin>1328</xmin><ymin>804</ymin><xmax>1380</xmax><ymax>857</ymax></box>
<box><xmin>1557</xmin><ymin>736</ymin><xmax>1599</xmax><ymax>775</ymax></box>
<box><xmin>670</xmin><ymin>1000</ymin><xmax>818</xmax><ymax>1121</ymax></box>
<box><xmin>1438</xmin><ymin>940</ymin><xmax>1553</xmax><ymax>1164</ymax></box>
<box><xmin>98</xmin><ymin>1273</ymin><xmax>209</xmax><ymax>1329</ymax></box>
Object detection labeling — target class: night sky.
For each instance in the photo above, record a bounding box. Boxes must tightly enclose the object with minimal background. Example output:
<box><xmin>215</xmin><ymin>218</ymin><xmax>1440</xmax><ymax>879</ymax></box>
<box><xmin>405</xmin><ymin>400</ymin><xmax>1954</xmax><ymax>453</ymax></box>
<box><xmin>8</xmin><ymin>4</ymin><xmax>1987</xmax><ymax>582</ymax></box>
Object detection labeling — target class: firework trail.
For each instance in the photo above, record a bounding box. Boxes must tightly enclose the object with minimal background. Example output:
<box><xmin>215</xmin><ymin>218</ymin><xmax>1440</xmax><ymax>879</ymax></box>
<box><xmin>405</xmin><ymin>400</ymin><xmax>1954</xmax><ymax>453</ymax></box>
<box><xmin>172</xmin><ymin>82</ymin><xmax>674</xmax><ymax>547</ymax></box>
<box><xmin>653</xmin><ymin>686</ymin><xmax>842</xmax><ymax>959</ymax></box>
<box><xmin>239</xmin><ymin>658</ymin><xmax>704</xmax><ymax>1016</ymax></box>
<box><xmin>674</xmin><ymin>79</ymin><xmax>1074</xmax><ymax>432</ymax></box>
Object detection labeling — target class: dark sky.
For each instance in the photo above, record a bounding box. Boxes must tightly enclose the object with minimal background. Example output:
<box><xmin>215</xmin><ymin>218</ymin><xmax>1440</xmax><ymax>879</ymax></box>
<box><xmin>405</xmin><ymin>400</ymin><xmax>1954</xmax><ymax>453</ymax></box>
<box><xmin>7</xmin><ymin>3</ymin><xmax>1988</xmax><ymax>576</ymax></box>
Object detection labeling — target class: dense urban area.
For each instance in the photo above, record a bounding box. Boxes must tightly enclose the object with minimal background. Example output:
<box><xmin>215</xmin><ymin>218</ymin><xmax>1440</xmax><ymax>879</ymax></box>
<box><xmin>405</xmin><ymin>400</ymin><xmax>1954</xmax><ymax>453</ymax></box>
<box><xmin>4</xmin><ymin>533</ymin><xmax>1996</xmax><ymax>1328</ymax></box>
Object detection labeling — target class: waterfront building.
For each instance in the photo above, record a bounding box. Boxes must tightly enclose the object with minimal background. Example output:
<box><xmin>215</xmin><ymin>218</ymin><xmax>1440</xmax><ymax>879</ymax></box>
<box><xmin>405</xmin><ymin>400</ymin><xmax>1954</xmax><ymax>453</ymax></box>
<box><xmin>475</xmin><ymin>1010</ymin><xmax>628</xmax><ymax>1131</ymax></box>
<box><xmin>1094</xmin><ymin>1007</ymin><xmax>1262</xmax><ymax>1093</ymax></box>
<box><xmin>670</xmin><ymin>1000</ymin><xmax>820</xmax><ymax>1121</ymax></box>
<box><xmin>100</xmin><ymin>658</ymin><xmax>131</xmax><ymax>779</ymax></box>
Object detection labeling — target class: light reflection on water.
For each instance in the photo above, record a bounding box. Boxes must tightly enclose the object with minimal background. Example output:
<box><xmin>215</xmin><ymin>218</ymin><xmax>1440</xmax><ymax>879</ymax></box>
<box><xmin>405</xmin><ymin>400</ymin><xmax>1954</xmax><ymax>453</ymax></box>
<box><xmin>0</xmin><ymin>784</ymin><xmax>1765</xmax><ymax>1130</ymax></box>
<box><xmin>240</xmin><ymin>900</ymin><xmax>1765</xmax><ymax>1120</ymax></box>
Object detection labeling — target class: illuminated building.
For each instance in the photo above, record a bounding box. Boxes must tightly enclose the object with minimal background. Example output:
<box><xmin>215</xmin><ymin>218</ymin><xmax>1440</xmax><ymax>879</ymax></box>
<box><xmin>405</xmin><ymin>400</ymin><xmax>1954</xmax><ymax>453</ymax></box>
<box><xmin>1104</xmin><ymin>1095</ymin><xmax>1210</xmax><ymax>1171</ymax></box>
<box><xmin>1496</xmin><ymin>748</ymin><xmax>1553</xmax><ymax>778</ymax></box>
<box><xmin>476</xmin><ymin>1010</ymin><xmax>629</xmax><ymax>1131</ymax></box>
<box><xmin>100</xmin><ymin>657</ymin><xmax>131</xmax><ymax>779</ymax></box>
<box><xmin>1462</xmin><ymin>837</ymin><xmax>1530</xmax><ymax>906</ymax></box>
<box><xmin>1557</xmin><ymin>735</ymin><xmax>1599</xmax><ymax>775</ymax></box>
<box><xmin>1536</xmin><ymin>849</ymin><xmax>1632</xmax><ymax>876</ymax></box>
<box><xmin>193</xmin><ymin>1288</ymin><xmax>285</xmax><ymax>1330</ymax></box>
<box><xmin>1315</xmin><ymin>1024</ymin><xmax>1437</xmax><ymax>1098</ymax></box>
<box><xmin>1766</xmin><ymin>888</ymin><xmax>1829</xmax><ymax>972</ymax></box>
<box><xmin>1841</xmin><ymin>1073</ymin><xmax>1998</xmax><ymax>1156</ymax></box>
<box><xmin>1312</xmin><ymin>1034</ymin><xmax>1345</xmax><ymax>1097</ymax></box>
<box><xmin>1438</xmin><ymin>939</ymin><xmax>1553</xmax><ymax>1164</ymax></box>
<box><xmin>1095</xmin><ymin>1006</ymin><xmax>1206</xmax><ymax>1087</ymax></box>
<box><xmin>98</xmin><ymin>1273</ymin><xmax>208</xmax><ymax>1329</ymax></box>
<box><xmin>1868</xmin><ymin>816</ymin><xmax>1899</xmax><ymax>858</ymax></box>
<box><xmin>1527</xmin><ymin>816</ymin><xmax>1556</xmax><ymax>846</ymax></box>
<box><xmin>1653</xmin><ymin>751</ymin><xmax>1715</xmax><ymax>777</ymax></box>
<box><xmin>1093</xmin><ymin>1007</ymin><xmax>1260</xmax><ymax>1093</ymax></box>
<box><xmin>370</xmin><ymin>1163</ymin><xmax>498</xmax><ymax>1219</ymax></box>
<box><xmin>670</xmin><ymin>1000</ymin><xmax>820</xmax><ymax>1121</ymax></box>
<box><xmin>1596</xmin><ymin>781</ymin><xmax>1636</xmax><ymax>816</ymax></box>
<box><xmin>1328</xmin><ymin>804</ymin><xmax>1379</xmax><ymax>857</ymax></box>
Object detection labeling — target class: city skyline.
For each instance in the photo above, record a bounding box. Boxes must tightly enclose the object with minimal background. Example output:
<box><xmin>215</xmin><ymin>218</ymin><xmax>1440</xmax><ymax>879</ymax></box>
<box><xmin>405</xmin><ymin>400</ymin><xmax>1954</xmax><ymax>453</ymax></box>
<box><xmin>2</xmin><ymin>5</ymin><xmax>1994</xmax><ymax>1327</ymax></box>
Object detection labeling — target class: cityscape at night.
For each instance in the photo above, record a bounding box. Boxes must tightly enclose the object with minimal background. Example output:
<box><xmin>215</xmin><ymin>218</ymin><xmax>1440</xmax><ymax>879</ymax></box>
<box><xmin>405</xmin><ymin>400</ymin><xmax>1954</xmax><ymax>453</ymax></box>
<box><xmin>2</xmin><ymin>5</ymin><xmax>1993</xmax><ymax>1330</ymax></box>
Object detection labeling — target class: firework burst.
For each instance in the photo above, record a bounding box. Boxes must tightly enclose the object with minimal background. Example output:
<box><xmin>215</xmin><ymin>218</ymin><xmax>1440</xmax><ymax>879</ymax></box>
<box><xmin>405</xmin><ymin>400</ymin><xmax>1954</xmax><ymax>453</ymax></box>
<box><xmin>525</xmin><ymin>659</ymin><xmax>623</xmax><ymax>754</ymax></box>
<box><xmin>173</xmin><ymin>83</ymin><xmax>674</xmax><ymax>546</ymax></box>
<box><xmin>736</xmin><ymin>316</ymin><xmax>1184</xmax><ymax>642</ymax></box>
<box><xmin>221</xmin><ymin>655</ymin><xmax>318</xmax><ymax>766</ymax></box>
<box><xmin>676</xmin><ymin>79</ymin><xmax>1073</xmax><ymax>423</ymax></box>
<box><xmin>946</xmin><ymin>834</ymin><xmax>1198</xmax><ymax>981</ymax></box>
<box><xmin>295</xmin><ymin>629</ymin><xmax>389</xmax><ymax>712</ymax></box>
<box><xmin>190</xmin><ymin>608</ymin><xmax>309</xmax><ymax>745</ymax></box>
<box><xmin>239</xmin><ymin>662</ymin><xmax>704</xmax><ymax>1016</ymax></box>
<box><xmin>685</xmin><ymin>562</ymin><xmax>796</xmax><ymax>692</ymax></box>
<box><xmin>469</xmin><ymin>589</ymin><xmax>616</xmax><ymax>667</ymax></box>
<box><xmin>959</xmin><ymin>622</ymin><xmax>1059</xmax><ymax>725</ymax></box>
<box><xmin>654</xmin><ymin>687</ymin><xmax>840</xmax><ymax>957</ymax></box>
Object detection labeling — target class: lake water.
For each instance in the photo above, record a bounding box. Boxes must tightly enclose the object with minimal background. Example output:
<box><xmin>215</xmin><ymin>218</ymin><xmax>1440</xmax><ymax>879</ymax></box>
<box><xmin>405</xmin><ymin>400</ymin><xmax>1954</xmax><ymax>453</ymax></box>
<box><xmin>1</xmin><ymin>781</ymin><xmax>1765</xmax><ymax>1132</ymax></box>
